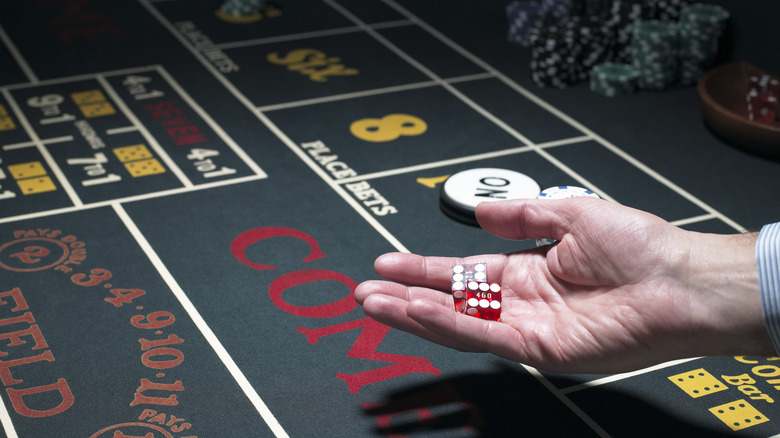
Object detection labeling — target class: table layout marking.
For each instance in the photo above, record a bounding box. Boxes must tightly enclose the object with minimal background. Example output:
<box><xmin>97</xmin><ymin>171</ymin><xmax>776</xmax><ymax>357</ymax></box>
<box><xmin>138</xmin><ymin>0</ymin><xmax>259</xmax><ymax>121</ymax></box>
<box><xmin>381</xmin><ymin>0</ymin><xmax>747</xmax><ymax>234</ymax></box>
<box><xmin>0</xmin><ymin>63</ymin><xmax>269</xmax><ymax>224</ymax></box>
<box><xmin>0</xmin><ymin>173</ymin><xmax>265</xmax><ymax>226</ymax></box>
<box><xmin>139</xmin><ymin>0</ymin><xmax>414</xmax><ymax>254</ymax></box>
<box><xmin>1</xmin><ymin>88</ymin><xmax>84</xmax><ymax>207</ymax></box>
<box><xmin>522</xmin><ymin>364</ymin><xmax>612</xmax><ymax>437</ymax></box>
<box><xmin>325</xmin><ymin>0</ymin><xmax>617</xmax><ymax>205</ymax></box>
<box><xmin>112</xmin><ymin>202</ymin><xmax>291</xmax><ymax>438</ymax></box>
<box><xmin>155</xmin><ymin>66</ymin><xmax>268</xmax><ymax>178</ymax></box>
<box><xmin>335</xmin><ymin>135</ymin><xmax>593</xmax><ymax>186</ymax></box>
<box><xmin>214</xmin><ymin>24</ymin><xmax>379</xmax><ymax>50</ymax></box>
<box><xmin>255</xmin><ymin>79</ymin><xmax>441</xmax><ymax>113</ymax></box>
<box><xmin>0</xmin><ymin>24</ymin><xmax>36</xmax><ymax>85</ymax></box>
<box><xmin>3</xmin><ymin>136</ymin><xmax>75</xmax><ymax>151</ymax></box>
<box><xmin>670</xmin><ymin>213</ymin><xmax>720</xmax><ymax>227</ymax></box>
<box><xmin>255</xmin><ymin>110</ymin><xmax>411</xmax><ymax>253</ymax></box>
<box><xmin>0</xmin><ymin>1</ymin><xmax>772</xmax><ymax>435</ymax></box>
<box><xmin>560</xmin><ymin>358</ymin><xmax>702</xmax><ymax>395</ymax></box>
<box><xmin>0</xmin><ymin>390</ymin><xmax>18</xmax><ymax>438</ymax></box>
<box><xmin>445</xmin><ymin>71</ymin><xmax>499</xmax><ymax>84</ymax></box>
<box><xmin>134</xmin><ymin>4</ymin><xmax>760</xmax><ymax>432</ymax></box>
<box><xmin>106</xmin><ymin>126</ymin><xmax>138</xmax><ymax>136</ymax></box>
<box><xmin>95</xmin><ymin>75</ymin><xmax>194</xmax><ymax>188</ymax></box>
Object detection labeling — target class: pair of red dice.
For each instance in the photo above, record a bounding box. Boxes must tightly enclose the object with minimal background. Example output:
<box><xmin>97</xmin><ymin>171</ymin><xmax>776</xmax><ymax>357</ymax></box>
<box><xmin>451</xmin><ymin>263</ymin><xmax>502</xmax><ymax>321</ymax></box>
<box><xmin>747</xmin><ymin>74</ymin><xmax>779</xmax><ymax>124</ymax></box>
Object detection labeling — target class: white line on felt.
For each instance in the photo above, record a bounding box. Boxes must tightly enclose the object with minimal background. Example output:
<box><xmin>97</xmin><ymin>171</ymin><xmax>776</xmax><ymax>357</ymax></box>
<box><xmin>112</xmin><ymin>202</ymin><xmax>290</xmax><ymax>438</ymax></box>
<box><xmin>0</xmin><ymin>23</ymin><xmax>38</xmax><ymax>83</ymax></box>
<box><xmin>96</xmin><ymin>74</ymin><xmax>194</xmax><ymax>188</ymax></box>
<box><xmin>381</xmin><ymin>0</ymin><xmax>744</xmax><ymax>233</ymax></box>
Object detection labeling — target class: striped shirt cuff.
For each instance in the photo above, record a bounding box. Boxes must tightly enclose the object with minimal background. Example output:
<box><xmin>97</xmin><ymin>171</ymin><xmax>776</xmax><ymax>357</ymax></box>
<box><xmin>758</xmin><ymin>222</ymin><xmax>780</xmax><ymax>354</ymax></box>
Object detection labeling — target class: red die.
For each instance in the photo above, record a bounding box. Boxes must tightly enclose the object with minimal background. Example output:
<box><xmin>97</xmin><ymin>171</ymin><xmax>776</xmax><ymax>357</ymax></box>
<box><xmin>452</xmin><ymin>262</ymin><xmax>486</xmax><ymax>312</ymax></box>
<box><xmin>747</xmin><ymin>75</ymin><xmax>779</xmax><ymax>123</ymax></box>
<box><xmin>452</xmin><ymin>263</ymin><xmax>501</xmax><ymax>321</ymax></box>
<box><xmin>462</xmin><ymin>281</ymin><xmax>502</xmax><ymax>321</ymax></box>
<box><xmin>747</xmin><ymin>89</ymin><xmax>778</xmax><ymax>123</ymax></box>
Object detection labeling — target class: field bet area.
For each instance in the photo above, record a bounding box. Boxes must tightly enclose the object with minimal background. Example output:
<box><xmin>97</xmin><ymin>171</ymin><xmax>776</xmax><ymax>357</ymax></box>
<box><xmin>0</xmin><ymin>0</ymin><xmax>780</xmax><ymax>437</ymax></box>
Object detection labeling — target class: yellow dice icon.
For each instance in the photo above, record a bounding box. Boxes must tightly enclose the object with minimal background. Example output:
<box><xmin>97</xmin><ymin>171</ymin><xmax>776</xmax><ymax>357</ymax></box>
<box><xmin>79</xmin><ymin>101</ymin><xmax>115</xmax><ymax>118</ymax></box>
<box><xmin>0</xmin><ymin>104</ymin><xmax>14</xmax><ymax>131</ymax></box>
<box><xmin>0</xmin><ymin>117</ymin><xmax>14</xmax><ymax>131</ymax></box>
<box><xmin>114</xmin><ymin>145</ymin><xmax>153</xmax><ymax>163</ymax></box>
<box><xmin>71</xmin><ymin>89</ymin><xmax>107</xmax><ymax>105</ymax></box>
<box><xmin>16</xmin><ymin>176</ymin><xmax>56</xmax><ymax>195</ymax></box>
<box><xmin>668</xmin><ymin>368</ymin><xmax>728</xmax><ymax>398</ymax></box>
<box><xmin>8</xmin><ymin>162</ymin><xmax>47</xmax><ymax>180</ymax></box>
<box><xmin>124</xmin><ymin>159</ymin><xmax>165</xmax><ymax>177</ymax></box>
<box><xmin>709</xmin><ymin>399</ymin><xmax>769</xmax><ymax>431</ymax></box>
<box><xmin>71</xmin><ymin>89</ymin><xmax>115</xmax><ymax>118</ymax></box>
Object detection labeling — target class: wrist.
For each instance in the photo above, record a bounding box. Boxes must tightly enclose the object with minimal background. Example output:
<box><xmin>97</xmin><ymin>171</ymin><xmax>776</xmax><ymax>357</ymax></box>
<box><xmin>683</xmin><ymin>231</ymin><xmax>773</xmax><ymax>357</ymax></box>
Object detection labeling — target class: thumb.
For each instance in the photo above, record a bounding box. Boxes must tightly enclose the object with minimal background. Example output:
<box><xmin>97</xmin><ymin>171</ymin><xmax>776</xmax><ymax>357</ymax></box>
<box><xmin>475</xmin><ymin>198</ymin><xmax>599</xmax><ymax>241</ymax></box>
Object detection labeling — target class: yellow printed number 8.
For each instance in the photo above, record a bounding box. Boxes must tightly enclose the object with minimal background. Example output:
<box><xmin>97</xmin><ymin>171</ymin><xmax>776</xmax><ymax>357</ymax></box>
<box><xmin>350</xmin><ymin>114</ymin><xmax>427</xmax><ymax>143</ymax></box>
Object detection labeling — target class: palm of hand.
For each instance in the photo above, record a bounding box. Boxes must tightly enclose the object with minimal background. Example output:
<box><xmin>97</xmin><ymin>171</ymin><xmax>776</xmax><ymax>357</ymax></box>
<box><xmin>495</xmin><ymin>226</ymin><xmax>687</xmax><ymax>373</ymax></box>
<box><xmin>356</xmin><ymin>200</ymin><xmax>695</xmax><ymax>373</ymax></box>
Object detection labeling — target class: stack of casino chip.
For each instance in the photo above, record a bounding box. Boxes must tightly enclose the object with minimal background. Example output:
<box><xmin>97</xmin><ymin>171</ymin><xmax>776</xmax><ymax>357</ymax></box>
<box><xmin>590</xmin><ymin>62</ymin><xmax>640</xmax><ymax>96</ymax></box>
<box><xmin>540</xmin><ymin>0</ymin><xmax>572</xmax><ymax>21</ymax></box>
<box><xmin>529</xmin><ymin>15</ymin><xmax>614</xmax><ymax>88</ymax></box>
<box><xmin>507</xmin><ymin>1</ymin><xmax>545</xmax><ymax>46</ymax></box>
<box><xmin>508</xmin><ymin>0</ymin><xmax>720</xmax><ymax>91</ymax></box>
<box><xmin>677</xmin><ymin>3</ymin><xmax>730</xmax><ymax>85</ymax></box>
<box><xmin>507</xmin><ymin>0</ymin><xmax>573</xmax><ymax>47</ymax></box>
<box><xmin>529</xmin><ymin>23</ymin><xmax>578</xmax><ymax>88</ymax></box>
<box><xmin>647</xmin><ymin>0</ymin><xmax>689</xmax><ymax>21</ymax></box>
<box><xmin>605</xmin><ymin>0</ymin><xmax>646</xmax><ymax>64</ymax></box>
<box><xmin>631</xmin><ymin>20</ymin><xmax>680</xmax><ymax>90</ymax></box>
<box><xmin>218</xmin><ymin>0</ymin><xmax>264</xmax><ymax>17</ymax></box>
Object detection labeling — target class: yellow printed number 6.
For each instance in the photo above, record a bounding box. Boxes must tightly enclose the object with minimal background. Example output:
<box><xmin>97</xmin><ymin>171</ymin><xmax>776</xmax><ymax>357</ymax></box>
<box><xmin>350</xmin><ymin>114</ymin><xmax>427</xmax><ymax>143</ymax></box>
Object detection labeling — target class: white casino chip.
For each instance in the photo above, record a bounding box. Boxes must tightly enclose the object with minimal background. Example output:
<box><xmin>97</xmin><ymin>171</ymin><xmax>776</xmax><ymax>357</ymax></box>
<box><xmin>536</xmin><ymin>186</ymin><xmax>600</xmax><ymax>246</ymax></box>
<box><xmin>441</xmin><ymin>168</ymin><xmax>541</xmax><ymax>214</ymax></box>
<box><xmin>537</xmin><ymin>186</ymin><xmax>600</xmax><ymax>200</ymax></box>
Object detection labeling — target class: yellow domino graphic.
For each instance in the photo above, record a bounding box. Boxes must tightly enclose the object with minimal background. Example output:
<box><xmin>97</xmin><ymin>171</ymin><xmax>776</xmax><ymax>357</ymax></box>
<box><xmin>71</xmin><ymin>89</ymin><xmax>108</xmax><ymax>105</ymax></box>
<box><xmin>79</xmin><ymin>101</ymin><xmax>116</xmax><ymax>118</ymax></box>
<box><xmin>668</xmin><ymin>368</ymin><xmax>728</xmax><ymax>398</ymax></box>
<box><xmin>113</xmin><ymin>144</ymin><xmax>153</xmax><ymax>163</ymax></box>
<box><xmin>124</xmin><ymin>159</ymin><xmax>165</xmax><ymax>177</ymax></box>
<box><xmin>0</xmin><ymin>104</ymin><xmax>15</xmax><ymax>131</ymax></box>
<box><xmin>71</xmin><ymin>89</ymin><xmax>115</xmax><ymax>118</ymax></box>
<box><xmin>16</xmin><ymin>176</ymin><xmax>57</xmax><ymax>195</ymax></box>
<box><xmin>8</xmin><ymin>162</ymin><xmax>47</xmax><ymax>180</ymax></box>
<box><xmin>7</xmin><ymin>161</ymin><xmax>56</xmax><ymax>195</ymax></box>
<box><xmin>709</xmin><ymin>399</ymin><xmax>769</xmax><ymax>431</ymax></box>
<box><xmin>113</xmin><ymin>144</ymin><xmax>166</xmax><ymax>178</ymax></box>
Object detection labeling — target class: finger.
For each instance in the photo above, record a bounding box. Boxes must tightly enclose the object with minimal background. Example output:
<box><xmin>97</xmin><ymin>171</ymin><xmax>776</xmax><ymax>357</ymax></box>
<box><xmin>476</xmin><ymin>197</ymin><xmax>601</xmax><ymax>241</ymax></box>
<box><xmin>354</xmin><ymin>280</ymin><xmax>452</xmax><ymax>307</ymax></box>
<box><xmin>373</xmin><ymin>253</ymin><xmax>459</xmax><ymax>288</ymax></box>
<box><xmin>405</xmin><ymin>299</ymin><xmax>527</xmax><ymax>360</ymax></box>
<box><xmin>373</xmin><ymin>252</ymin><xmax>507</xmax><ymax>288</ymax></box>
<box><xmin>360</xmin><ymin>294</ymin><xmax>475</xmax><ymax>352</ymax></box>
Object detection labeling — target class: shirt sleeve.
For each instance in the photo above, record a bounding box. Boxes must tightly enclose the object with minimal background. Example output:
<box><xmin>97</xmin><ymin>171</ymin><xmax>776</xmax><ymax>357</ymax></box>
<box><xmin>757</xmin><ymin>222</ymin><xmax>780</xmax><ymax>354</ymax></box>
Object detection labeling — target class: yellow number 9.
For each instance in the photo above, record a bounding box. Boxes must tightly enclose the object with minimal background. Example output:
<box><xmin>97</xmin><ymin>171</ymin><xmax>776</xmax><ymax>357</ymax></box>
<box><xmin>350</xmin><ymin>114</ymin><xmax>427</xmax><ymax>143</ymax></box>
